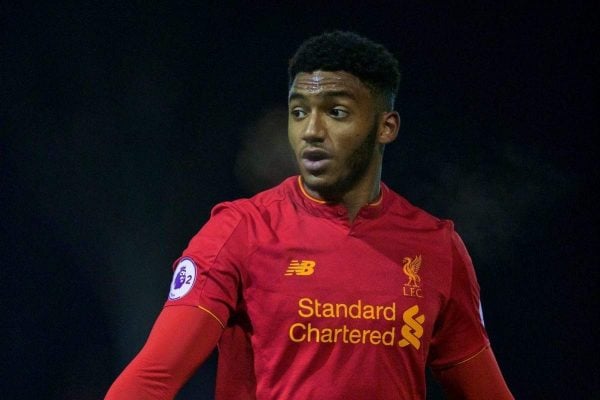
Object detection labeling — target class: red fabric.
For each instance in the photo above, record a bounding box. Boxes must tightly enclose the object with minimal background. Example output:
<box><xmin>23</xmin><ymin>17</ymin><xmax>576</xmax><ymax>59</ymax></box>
<box><xmin>433</xmin><ymin>346</ymin><xmax>514</xmax><ymax>399</ymax></box>
<box><xmin>427</xmin><ymin>232</ymin><xmax>489</xmax><ymax>368</ymax></box>
<box><xmin>104</xmin><ymin>306</ymin><xmax>222</xmax><ymax>400</ymax></box>
<box><xmin>161</xmin><ymin>176</ymin><xmax>490</xmax><ymax>399</ymax></box>
<box><xmin>215</xmin><ymin>324</ymin><xmax>257</xmax><ymax>400</ymax></box>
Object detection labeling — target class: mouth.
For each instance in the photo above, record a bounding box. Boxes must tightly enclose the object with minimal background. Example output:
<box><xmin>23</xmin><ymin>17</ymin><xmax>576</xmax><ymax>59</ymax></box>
<box><xmin>301</xmin><ymin>148</ymin><xmax>332</xmax><ymax>174</ymax></box>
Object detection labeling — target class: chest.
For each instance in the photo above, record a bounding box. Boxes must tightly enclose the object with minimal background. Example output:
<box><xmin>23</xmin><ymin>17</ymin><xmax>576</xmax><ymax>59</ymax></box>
<box><xmin>240</xmin><ymin>217</ymin><xmax>452</xmax><ymax>338</ymax></box>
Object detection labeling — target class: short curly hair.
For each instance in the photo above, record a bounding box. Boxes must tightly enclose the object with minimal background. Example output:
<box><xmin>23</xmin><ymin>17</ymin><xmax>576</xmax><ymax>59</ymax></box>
<box><xmin>288</xmin><ymin>31</ymin><xmax>401</xmax><ymax>110</ymax></box>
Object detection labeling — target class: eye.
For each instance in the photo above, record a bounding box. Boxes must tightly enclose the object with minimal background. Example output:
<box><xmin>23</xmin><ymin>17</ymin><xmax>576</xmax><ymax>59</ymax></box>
<box><xmin>329</xmin><ymin>107</ymin><xmax>349</xmax><ymax>119</ymax></box>
<box><xmin>290</xmin><ymin>107</ymin><xmax>307</xmax><ymax>119</ymax></box>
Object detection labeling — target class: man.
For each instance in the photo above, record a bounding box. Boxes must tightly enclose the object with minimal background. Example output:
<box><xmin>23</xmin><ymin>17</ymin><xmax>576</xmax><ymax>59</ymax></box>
<box><xmin>106</xmin><ymin>31</ymin><xmax>513</xmax><ymax>399</ymax></box>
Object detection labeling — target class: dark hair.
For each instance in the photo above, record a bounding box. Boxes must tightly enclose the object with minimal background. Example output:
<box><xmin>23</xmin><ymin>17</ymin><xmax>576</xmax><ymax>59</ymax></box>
<box><xmin>288</xmin><ymin>31</ymin><xmax>401</xmax><ymax>109</ymax></box>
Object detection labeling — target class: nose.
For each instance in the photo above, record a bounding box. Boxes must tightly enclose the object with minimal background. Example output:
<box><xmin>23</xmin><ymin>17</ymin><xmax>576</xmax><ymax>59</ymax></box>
<box><xmin>302</xmin><ymin>112</ymin><xmax>326</xmax><ymax>142</ymax></box>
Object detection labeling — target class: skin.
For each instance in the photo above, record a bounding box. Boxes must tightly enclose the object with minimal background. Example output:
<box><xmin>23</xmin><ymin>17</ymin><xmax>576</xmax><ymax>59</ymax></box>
<box><xmin>288</xmin><ymin>70</ymin><xmax>400</xmax><ymax>221</ymax></box>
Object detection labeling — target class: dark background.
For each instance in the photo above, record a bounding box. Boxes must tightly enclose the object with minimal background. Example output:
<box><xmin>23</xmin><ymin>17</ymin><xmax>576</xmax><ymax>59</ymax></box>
<box><xmin>2</xmin><ymin>2</ymin><xmax>597</xmax><ymax>399</ymax></box>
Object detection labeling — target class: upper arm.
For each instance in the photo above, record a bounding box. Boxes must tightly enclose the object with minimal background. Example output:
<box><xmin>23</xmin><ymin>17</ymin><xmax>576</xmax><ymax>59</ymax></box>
<box><xmin>432</xmin><ymin>346</ymin><xmax>513</xmax><ymax>400</ymax></box>
<box><xmin>105</xmin><ymin>306</ymin><xmax>223</xmax><ymax>399</ymax></box>
<box><xmin>429</xmin><ymin>231</ymin><xmax>489</xmax><ymax>368</ymax></box>
<box><xmin>106</xmin><ymin>204</ymin><xmax>249</xmax><ymax>399</ymax></box>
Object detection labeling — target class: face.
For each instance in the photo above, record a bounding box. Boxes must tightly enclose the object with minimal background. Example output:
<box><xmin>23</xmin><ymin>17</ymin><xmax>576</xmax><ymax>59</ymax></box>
<box><xmin>288</xmin><ymin>70</ymin><xmax>384</xmax><ymax>199</ymax></box>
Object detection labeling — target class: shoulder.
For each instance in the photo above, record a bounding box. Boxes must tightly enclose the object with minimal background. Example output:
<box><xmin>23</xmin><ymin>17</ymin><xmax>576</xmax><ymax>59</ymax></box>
<box><xmin>209</xmin><ymin>177</ymin><xmax>294</xmax><ymax>223</ymax></box>
<box><xmin>383</xmin><ymin>182</ymin><xmax>455</xmax><ymax>233</ymax></box>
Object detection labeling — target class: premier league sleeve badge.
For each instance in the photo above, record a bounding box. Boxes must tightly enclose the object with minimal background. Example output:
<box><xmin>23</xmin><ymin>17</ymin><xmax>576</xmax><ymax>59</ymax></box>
<box><xmin>168</xmin><ymin>257</ymin><xmax>197</xmax><ymax>300</ymax></box>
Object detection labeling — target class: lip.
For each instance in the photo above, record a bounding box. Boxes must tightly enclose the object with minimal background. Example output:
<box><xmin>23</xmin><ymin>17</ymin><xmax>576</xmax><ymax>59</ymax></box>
<box><xmin>301</xmin><ymin>148</ymin><xmax>332</xmax><ymax>173</ymax></box>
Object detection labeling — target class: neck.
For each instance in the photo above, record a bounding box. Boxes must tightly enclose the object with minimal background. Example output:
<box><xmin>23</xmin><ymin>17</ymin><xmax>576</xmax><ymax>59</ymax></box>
<box><xmin>301</xmin><ymin>165</ymin><xmax>382</xmax><ymax>222</ymax></box>
<box><xmin>341</xmin><ymin>170</ymin><xmax>382</xmax><ymax>221</ymax></box>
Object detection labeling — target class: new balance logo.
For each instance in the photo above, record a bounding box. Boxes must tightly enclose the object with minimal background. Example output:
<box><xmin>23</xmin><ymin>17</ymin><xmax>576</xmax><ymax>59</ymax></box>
<box><xmin>285</xmin><ymin>260</ymin><xmax>316</xmax><ymax>276</ymax></box>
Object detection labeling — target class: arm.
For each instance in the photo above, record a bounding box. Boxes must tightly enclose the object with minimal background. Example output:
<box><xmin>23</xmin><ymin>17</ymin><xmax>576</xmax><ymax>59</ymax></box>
<box><xmin>432</xmin><ymin>346</ymin><xmax>513</xmax><ymax>400</ymax></box>
<box><xmin>105</xmin><ymin>306</ymin><xmax>223</xmax><ymax>400</ymax></box>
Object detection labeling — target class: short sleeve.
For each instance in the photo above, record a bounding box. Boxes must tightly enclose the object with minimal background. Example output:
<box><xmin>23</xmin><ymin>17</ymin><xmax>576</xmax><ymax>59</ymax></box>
<box><xmin>164</xmin><ymin>203</ymin><xmax>248</xmax><ymax>328</ymax></box>
<box><xmin>428</xmin><ymin>231</ymin><xmax>490</xmax><ymax>369</ymax></box>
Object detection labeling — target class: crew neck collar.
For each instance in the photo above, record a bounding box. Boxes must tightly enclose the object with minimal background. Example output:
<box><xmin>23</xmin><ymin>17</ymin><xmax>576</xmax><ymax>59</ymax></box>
<box><xmin>292</xmin><ymin>176</ymin><xmax>388</xmax><ymax>220</ymax></box>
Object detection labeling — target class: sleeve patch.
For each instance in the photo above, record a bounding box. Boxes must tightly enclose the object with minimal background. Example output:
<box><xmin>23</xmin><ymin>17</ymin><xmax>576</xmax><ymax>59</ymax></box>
<box><xmin>479</xmin><ymin>301</ymin><xmax>486</xmax><ymax>327</ymax></box>
<box><xmin>168</xmin><ymin>258</ymin><xmax>197</xmax><ymax>300</ymax></box>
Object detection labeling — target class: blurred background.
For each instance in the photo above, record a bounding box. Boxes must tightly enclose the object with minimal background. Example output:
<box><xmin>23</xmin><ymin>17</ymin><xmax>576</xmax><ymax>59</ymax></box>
<box><xmin>1</xmin><ymin>2</ymin><xmax>597</xmax><ymax>399</ymax></box>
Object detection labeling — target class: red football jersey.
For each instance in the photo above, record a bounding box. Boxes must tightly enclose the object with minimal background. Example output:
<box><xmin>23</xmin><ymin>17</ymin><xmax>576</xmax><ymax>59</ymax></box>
<box><xmin>165</xmin><ymin>176</ymin><xmax>489</xmax><ymax>399</ymax></box>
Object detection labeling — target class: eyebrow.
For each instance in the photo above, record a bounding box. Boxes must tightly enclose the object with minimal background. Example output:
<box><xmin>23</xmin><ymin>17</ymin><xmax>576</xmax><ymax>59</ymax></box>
<box><xmin>288</xmin><ymin>89</ymin><xmax>358</xmax><ymax>103</ymax></box>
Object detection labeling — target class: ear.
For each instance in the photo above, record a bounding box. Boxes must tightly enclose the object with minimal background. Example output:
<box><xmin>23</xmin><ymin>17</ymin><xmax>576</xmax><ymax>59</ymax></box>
<box><xmin>378</xmin><ymin>111</ymin><xmax>400</xmax><ymax>145</ymax></box>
